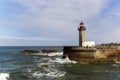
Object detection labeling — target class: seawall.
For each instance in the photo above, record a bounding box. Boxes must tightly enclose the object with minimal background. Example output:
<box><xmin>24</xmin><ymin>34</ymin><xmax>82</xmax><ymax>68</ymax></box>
<box><xmin>63</xmin><ymin>46</ymin><xmax>120</xmax><ymax>63</ymax></box>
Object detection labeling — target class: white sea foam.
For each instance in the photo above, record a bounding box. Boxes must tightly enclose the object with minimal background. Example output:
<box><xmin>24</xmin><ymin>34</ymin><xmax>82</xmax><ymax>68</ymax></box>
<box><xmin>49</xmin><ymin>57</ymin><xmax>77</xmax><ymax>64</ymax></box>
<box><xmin>35</xmin><ymin>52</ymin><xmax>63</xmax><ymax>56</ymax></box>
<box><xmin>45</xmin><ymin>70</ymin><xmax>66</xmax><ymax>78</ymax></box>
<box><xmin>0</xmin><ymin>73</ymin><xmax>9</xmax><ymax>80</ymax></box>
<box><xmin>34</xmin><ymin>57</ymin><xmax>69</xmax><ymax>78</ymax></box>
<box><xmin>33</xmin><ymin>62</ymin><xmax>66</xmax><ymax>78</ymax></box>
<box><xmin>33</xmin><ymin>70</ymin><xmax>66</xmax><ymax>78</ymax></box>
<box><xmin>112</xmin><ymin>64</ymin><xmax>120</xmax><ymax>67</ymax></box>
<box><xmin>32</xmin><ymin>72</ymin><xmax>44</xmax><ymax>78</ymax></box>
<box><xmin>115</xmin><ymin>61</ymin><xmax>120</xmax><ymax>64</ymax></box>
<box><xmin>33</xmin><ymin>52</ymin><xmax>76</xmax><ymax>79</ymax></box>
<box><xmin>47</xmin><ymin>52</ymin><xmax>63</xmax><ymax>56</ymax></box>
<box><xmin>39</xmin><ymin>57</ymin><xmax>76</xmax><ymax>67</ymax></box>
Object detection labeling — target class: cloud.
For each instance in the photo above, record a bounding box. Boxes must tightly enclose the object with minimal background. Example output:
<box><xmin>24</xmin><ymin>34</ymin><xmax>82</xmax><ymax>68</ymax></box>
<box><xmin>85</xmin><ymin>2</ymin><xmax>120</xmax><ymax>44</ymax></box>
<box><xmin>6</xmin><ymin>0</ymin><xmax>108</xmax><ymax>35</ymax></box>
<box><xmin>0</xmin><ymin>0</ymin><xmax>109</xmax><ymax>45</ymax></box>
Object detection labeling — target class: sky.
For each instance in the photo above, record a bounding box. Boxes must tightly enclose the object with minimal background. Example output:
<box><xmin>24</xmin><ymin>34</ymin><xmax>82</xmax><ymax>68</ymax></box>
<box><xmin>0</xmin><ymin>0</ymin><xmax>120</xmax><ymax>46</ymax></box>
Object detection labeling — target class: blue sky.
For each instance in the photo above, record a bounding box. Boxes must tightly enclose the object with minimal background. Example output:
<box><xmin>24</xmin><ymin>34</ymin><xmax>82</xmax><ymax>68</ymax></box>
<box><xmin>0</xmin><ymin>0</ymin><xmax>120</xmax><ymax>46</ymax></box>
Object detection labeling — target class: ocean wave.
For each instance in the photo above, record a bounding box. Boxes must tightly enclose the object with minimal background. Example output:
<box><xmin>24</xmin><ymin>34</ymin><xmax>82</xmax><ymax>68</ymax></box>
<box><xmin>33</xmin><ymin>70</ymin><xmax>66</xmax><ymax>78</ymax></box>
<box><xmin>115</xmin><ymin>61</ymin><xmax>120</xmax><ymax>64</ymax></box>
<box><xmin>33</xmin><ymin>57</ymin><xmax>72</xmax><ymax>78</ymax></box>
<box><xmin>34</xmin><ymin>52</ymin><xmax>63</xmax><ymax>56</ymax></box>
<box><xmin>47</xmin><ymin>52</ymin><xmax>63</xmax><ymax>56</ymax></box>
<box><xmin>0</xmin><ymin>73</ymin><xmax>9</xmax><ymax>80</ymax></box>
<box><xmin>49</xmin><ymin>57</ymin><xmax>77</xmax><ymax>64</ymax></box>
<box><xmin>112</xmin><ymin>64</ymin><xmax>120</xmax><ymax>67</ymax></box>
<box><xmin>33</xmin><ymin>52</ymin><xmax>76</xmax><ymax>79</ymax></box>
<box><xmin>33</xmin><ymin>62</ymin><xmax>66</xmax><ymax>78</ymax></box>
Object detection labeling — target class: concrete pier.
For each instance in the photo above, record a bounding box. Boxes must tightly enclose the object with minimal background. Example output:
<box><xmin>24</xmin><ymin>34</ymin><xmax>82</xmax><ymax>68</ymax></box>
<box><xmin>63</xmin><ymin>46</ymin><xmax>120</xmax><ymax>63</ymax></box>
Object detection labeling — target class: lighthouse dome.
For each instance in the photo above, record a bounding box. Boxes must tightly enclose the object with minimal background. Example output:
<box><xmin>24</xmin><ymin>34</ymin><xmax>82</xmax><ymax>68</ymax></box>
<box><xmin>80</xmin><ymin>21</ymin><xmax>84</xmax><ymax>25</ymax></box>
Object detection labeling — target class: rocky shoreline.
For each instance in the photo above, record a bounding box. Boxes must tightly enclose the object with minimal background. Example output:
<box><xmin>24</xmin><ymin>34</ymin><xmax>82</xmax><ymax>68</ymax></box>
<box><xmin>21</xmin><ymin>49</ymin><xmax>59</xmax><ymax>54</ymax></box>
<box><xmin>41</xmin><ymin>49</ymin><xmax>58</xmax><ymax>53</ymax></box>
<box><xmin>22</xmin><ymin>50</ymin><xmax>39</xmax><ymax>54</ymax></box>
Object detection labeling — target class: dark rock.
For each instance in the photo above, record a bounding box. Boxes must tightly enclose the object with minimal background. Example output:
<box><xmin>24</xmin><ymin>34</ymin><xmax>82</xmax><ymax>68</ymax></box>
<box><xmin>40</xmin><ymin>64</ymin><xmax>48</xmax><ymax>68</ymax></box>
<box><xmin>22</xmin><ymin>50</ymin><xmax>39</xmax><ymax>54</ymax></box>
<box><xmin>41</xmin><ymin>49</ymin><xmax>58</xmax><ymax>53</ymax></box>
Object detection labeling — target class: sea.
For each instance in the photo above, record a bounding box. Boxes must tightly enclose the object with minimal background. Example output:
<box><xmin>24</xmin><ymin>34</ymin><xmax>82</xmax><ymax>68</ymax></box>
<box><xmin>0</xmin><ymin>46</ymin><xmax>120</xmax><ymax>80</ymax></box>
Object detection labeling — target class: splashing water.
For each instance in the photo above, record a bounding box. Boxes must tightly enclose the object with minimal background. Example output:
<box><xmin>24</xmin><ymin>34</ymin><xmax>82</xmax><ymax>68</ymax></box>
<box><xmin>49</xmin><ymin>57</ymin><xmax>77</xmax><ymax>64</ymax></box>
<box><xmin>32</xmin><ymin>52</ymin><xmax>77</xmax><ymax>79</ymax></box>
<box><xmin>35</xmin><ymin>52</ymin><xmax>63</xmax><ymax>56</ymax></box>
<box><xmin>0</xmin><ymin>73</ymin><xmax>9</xmax><ymax>80</ymax></box>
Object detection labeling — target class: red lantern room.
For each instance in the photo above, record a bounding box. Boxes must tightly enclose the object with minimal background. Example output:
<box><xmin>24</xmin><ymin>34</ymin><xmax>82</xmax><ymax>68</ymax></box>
<box><xmin>78</xmin><ymin>21</ymin><xmax>86</xmax><ymax>31</ymax></box>
<box><xmin>80</xmin><ymin>21</ymin><xmax>84</xmax><ymax>25</ymax></box>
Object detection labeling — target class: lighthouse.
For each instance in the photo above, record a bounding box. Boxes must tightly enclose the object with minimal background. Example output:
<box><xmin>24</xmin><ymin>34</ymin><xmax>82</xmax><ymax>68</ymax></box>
<box><xmin>78</xmin><ymin>21</ymin><xmax>86</xmax><ymax>46</ymax></box>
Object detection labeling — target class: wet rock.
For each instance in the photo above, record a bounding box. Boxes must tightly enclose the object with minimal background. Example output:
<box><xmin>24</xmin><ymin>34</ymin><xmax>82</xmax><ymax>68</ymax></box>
<box><xmin>51</xmin><ymin>57</ymin><xmax>56</xmax><ymax>60</ymax></box>
<box><xmin>40</xmin><ymin>64</ymin><xmax>48</xmax><ymax>68</ymax></box>
<box><xmin>22</xmin><ymin>50</ymin><xmax>39</xmax><ymax>54</ymax></box>
<box><xmin>41</xmin><ymin>49</ymin><xmax>58</xmax><ymax>53</ymax></box>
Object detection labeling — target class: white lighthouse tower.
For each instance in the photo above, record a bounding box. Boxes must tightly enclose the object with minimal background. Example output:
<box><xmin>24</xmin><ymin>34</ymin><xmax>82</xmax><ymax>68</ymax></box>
<box><xmin>78</xmin><ymin>21</ymin><xmax>86</xmax><ymax>46</ymax></box>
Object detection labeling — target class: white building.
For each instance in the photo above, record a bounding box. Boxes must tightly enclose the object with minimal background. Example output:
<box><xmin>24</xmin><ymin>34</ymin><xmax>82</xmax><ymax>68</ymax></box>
<box><xmin>82</xmin><ymin>41</ymin><xmax>95</xmax><ymax>47</ymax></box>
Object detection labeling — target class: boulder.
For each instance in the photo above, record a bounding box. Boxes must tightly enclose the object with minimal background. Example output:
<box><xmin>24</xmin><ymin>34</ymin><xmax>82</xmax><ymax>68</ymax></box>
<box><xmin>40</xmin><ymin>64</ymin><xmax>49</xmax><ymax>68</ymax></box>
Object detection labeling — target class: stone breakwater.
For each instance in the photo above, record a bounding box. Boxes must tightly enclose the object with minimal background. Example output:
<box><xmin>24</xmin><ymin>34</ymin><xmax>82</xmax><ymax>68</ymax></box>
<box><xmin>63</xmin><ymin>46</ymin><xmax>120</xmax><ymax>63</ymax></box>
